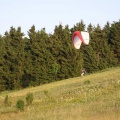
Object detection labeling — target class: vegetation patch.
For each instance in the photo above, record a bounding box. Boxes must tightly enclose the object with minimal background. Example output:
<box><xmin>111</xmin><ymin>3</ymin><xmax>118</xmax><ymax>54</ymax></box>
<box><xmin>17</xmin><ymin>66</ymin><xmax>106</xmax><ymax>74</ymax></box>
<box><xmin>0</xmin><ymin>67</ymin><xmax>120</xmax><ymax>120</ymax></box>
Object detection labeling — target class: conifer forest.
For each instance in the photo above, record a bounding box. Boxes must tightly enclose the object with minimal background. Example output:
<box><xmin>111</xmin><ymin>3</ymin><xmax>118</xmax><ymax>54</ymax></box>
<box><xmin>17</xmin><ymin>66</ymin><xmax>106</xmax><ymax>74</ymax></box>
<box><xmin>0</xmin><ymin>20</ymin><xmax>120</xmax><ymax>91</ymax></box>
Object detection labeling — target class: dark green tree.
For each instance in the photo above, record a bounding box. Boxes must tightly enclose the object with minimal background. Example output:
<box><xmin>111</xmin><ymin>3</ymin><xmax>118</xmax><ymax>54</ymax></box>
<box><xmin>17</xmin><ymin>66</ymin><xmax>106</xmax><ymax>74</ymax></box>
<box><xmin>0</xmin><ymin>36</ymin><xmax>6</xmax><ymax>91</ymax></box>
<box><xmin>108</xmin><ymin>21</ymin><xmax>120</xmax><ymax>64</ymax></box>
<box><xmin>24</xmin><ymin>25</ymin><xmax>54</xmax><ymax>86</ymax></box>
<box><xmin>87</xmin><ymin>23</ymin><xmax>94</xmax><ymax>33</ymax></box>
<box><xmin>3</xmin><ymin>27</ymin><xmax>25</xmax><ymax>90</ymax></box>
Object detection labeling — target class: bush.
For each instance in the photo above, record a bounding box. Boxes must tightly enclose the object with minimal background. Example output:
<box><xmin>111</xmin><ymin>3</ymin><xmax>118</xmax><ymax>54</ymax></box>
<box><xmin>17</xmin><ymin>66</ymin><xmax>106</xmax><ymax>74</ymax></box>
<box><xmin>26</xmin><ymin>93</ymin><xmax>33</xmax><ymax>105</ymax></box>
<box><xmin>44</xmin><ymin>90</ymin><xmax>49</xmax><ymax>96</ymax></box>
<box><xmin>16</xmin><ymin>99</ymin><xmax>24</xmax><ymax>111</ymax></box>
<box><xmin>4</xmin><ymin>95</ymin><xmax>11</xmax><ymax>106</ymax></box>
<box><xmin>84</xmin><ymin>80</ymin><xmax>91</xmax><ymax>85</ymax></box>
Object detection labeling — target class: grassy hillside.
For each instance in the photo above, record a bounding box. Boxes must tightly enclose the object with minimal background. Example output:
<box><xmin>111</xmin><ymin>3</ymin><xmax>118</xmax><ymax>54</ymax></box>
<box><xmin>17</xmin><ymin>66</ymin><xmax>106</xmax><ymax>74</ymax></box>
<box><xmin>0</xmin><ymin>67</ymin><xmax>120</xmax><ymax>120</ymax></box>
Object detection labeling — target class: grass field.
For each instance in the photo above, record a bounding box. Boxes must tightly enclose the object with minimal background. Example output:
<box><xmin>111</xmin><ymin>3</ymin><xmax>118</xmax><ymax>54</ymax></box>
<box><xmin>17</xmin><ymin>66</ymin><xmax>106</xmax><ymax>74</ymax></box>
<box><xmin>0</xmin><ymin>67</ymin><xmax>120</xmax><ymax>120</ymax></box>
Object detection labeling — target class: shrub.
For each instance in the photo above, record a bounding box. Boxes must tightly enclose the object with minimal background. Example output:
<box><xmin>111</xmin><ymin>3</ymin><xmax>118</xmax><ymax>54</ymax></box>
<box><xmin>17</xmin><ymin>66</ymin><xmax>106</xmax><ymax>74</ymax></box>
<box><xmin>44</xmin><ymin>90</ymin><xmax>49</xmax><ymax>96</ymax></box>
<box><xmin>84</xmin><ymin>80</ymin><xmax>91</xmax><ymax>85</ymax></box>
<box><xmin>4</xmin><ymin>95</ymin><xmax>11</xmax><ymax>106</ymax></box>
<box><xmin>26</xmin><ymin>93</ymin><xmax>33</xmax><ymax>105</ymax></box>
<box><xmin>16</xmin><ymin>99</ymin><xmax>24</xmax><ymax>111</ymax></box>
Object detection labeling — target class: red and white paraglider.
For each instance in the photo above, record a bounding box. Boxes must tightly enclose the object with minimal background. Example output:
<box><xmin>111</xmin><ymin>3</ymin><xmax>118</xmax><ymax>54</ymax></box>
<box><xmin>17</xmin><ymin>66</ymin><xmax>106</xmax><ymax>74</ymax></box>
<box><xmin>72</xmin><ymin>31</ymin><xmax>90</xmax><ymax>49</ymax></box>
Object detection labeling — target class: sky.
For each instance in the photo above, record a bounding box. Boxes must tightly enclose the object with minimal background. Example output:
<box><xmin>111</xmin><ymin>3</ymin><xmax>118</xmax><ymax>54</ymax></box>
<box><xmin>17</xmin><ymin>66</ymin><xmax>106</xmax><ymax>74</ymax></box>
<box><xmin>0</xmin><ymin>0</ymin><xmax>120</xmax><ymax>36</ymax></box>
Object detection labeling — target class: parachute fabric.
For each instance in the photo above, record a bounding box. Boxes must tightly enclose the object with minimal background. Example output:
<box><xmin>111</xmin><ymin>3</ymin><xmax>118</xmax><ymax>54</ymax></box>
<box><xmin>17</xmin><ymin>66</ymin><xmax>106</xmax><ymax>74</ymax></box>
<box><xmin>72</xmin><ymin>31</ymin><xmax>89</xmax><ymax>49</ymax></box>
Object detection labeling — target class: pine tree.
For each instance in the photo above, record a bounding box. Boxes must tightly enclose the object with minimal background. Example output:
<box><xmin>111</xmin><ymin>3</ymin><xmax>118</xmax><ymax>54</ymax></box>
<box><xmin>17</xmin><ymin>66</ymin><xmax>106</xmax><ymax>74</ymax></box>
<box><xmin>25</xmin><ymin>26</ymin><xmax>53</xmax><ymax>86</ymax></box>
<box><xmin>88</xmin><ymin>24</ymin><xmax>118</xmax><ymax>71</ymax></box>
<box><xmin>3</xmin><ymin>27</ymin><xmax>25</xmax><ymax>90</ymax></box>
<box><xmin>83</xmin><ymin>45</ymin><xmax>98</xmax><ymax>73</ymax></box>
<box><xmin>103</xmin><ymin>22</ymin><xmax>118</xmax><ymax>66</ymax></box>
<box><xmin>108</xmin><ymin>21</ymin><xmax>120</xmax><ymax>64</ymax></box>
<box><xmin>0</xmin><ymin>36</ymin><xmax>6</xmax><ymax>91</ymax></box>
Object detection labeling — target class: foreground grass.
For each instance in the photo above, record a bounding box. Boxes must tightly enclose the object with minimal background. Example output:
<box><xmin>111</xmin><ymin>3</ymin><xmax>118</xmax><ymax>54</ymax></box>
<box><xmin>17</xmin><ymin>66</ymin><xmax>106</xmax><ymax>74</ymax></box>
<box><xmin>0</xmin><ymin>67</ymin><xmax>120</xmax><ymax>120</ymax></box>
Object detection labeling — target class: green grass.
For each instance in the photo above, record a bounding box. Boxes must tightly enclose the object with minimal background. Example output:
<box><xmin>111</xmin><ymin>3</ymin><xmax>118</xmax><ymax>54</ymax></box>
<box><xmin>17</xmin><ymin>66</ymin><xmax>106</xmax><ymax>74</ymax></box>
<box><xmin>0</xmin><ymin>67</ymin><xmax>120</xmax><ymax>120</ymax></box>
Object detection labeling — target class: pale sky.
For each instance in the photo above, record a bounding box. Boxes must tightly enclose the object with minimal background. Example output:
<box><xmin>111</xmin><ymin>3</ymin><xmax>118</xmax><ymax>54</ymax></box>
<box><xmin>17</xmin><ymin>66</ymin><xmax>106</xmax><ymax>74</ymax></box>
<box><xmin>0</xmin><ymin>0</ymin><xmax>120</xmax><ymax>36</ymax></box>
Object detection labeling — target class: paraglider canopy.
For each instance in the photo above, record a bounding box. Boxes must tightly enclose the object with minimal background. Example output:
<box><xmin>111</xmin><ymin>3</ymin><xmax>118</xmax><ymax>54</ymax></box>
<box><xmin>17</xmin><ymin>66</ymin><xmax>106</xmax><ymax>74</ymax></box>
<box><xmin>72</xmin><ymin>31</ymin><xmax>90</xmax><ymax>49</ymax></box>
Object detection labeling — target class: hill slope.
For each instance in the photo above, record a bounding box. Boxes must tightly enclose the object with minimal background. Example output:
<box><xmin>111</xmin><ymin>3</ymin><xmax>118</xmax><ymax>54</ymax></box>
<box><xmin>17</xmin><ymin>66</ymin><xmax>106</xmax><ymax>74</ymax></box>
<box><xmin>0</xmin><ymin>67</ymin><xmax>120</xmax><ymax>120</ymax></box>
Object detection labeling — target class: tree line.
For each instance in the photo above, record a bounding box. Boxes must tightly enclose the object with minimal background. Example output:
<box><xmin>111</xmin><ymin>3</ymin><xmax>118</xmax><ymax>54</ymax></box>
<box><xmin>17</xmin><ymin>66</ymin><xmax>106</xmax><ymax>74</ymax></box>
<box><xmin>0</xmin><ymin>20</ymin><xmax>120</xmax><ymax>91</ymax></box>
